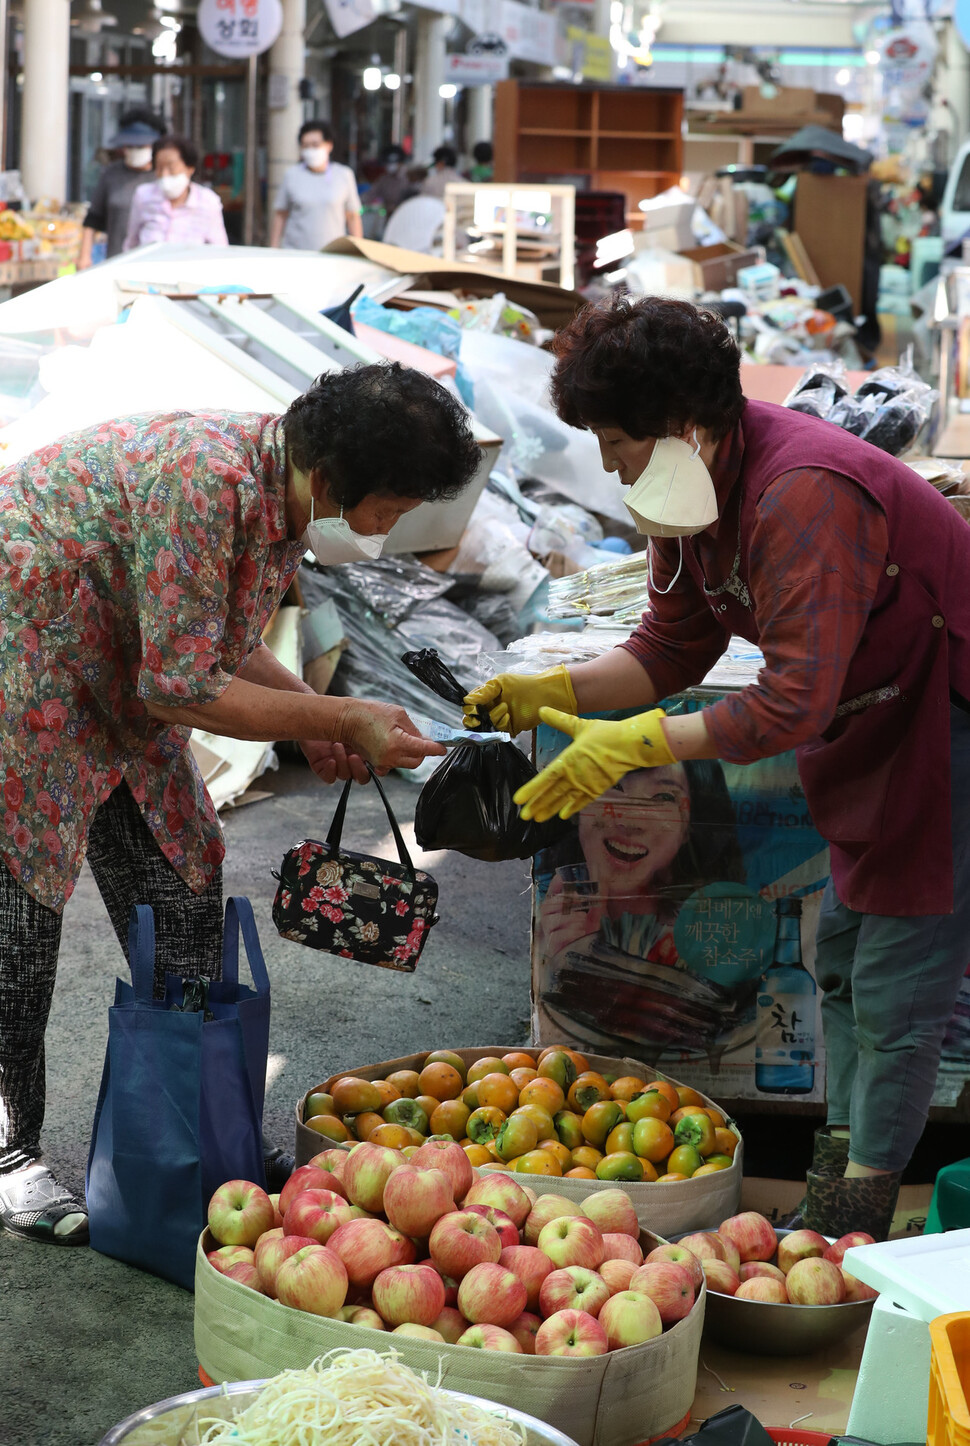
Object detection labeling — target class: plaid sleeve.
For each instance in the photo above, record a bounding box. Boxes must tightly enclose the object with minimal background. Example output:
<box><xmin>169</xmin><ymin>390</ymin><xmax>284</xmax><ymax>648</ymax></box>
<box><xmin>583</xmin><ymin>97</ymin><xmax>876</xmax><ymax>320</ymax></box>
<box><xmin>703</xmin><ymin>468</ymin><xmax>889</xmax><ymax>762</ymax></box>
<box><xmin>620</xmin><ymin>540</ymin><xmax>730</xmax><ymax>698</ymax></box>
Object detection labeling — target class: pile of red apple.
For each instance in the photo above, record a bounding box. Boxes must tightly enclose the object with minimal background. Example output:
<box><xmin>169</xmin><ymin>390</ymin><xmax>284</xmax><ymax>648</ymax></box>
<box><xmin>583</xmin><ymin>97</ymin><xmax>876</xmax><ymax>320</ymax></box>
<box><xmin>204</xmin><ymin>1139</ymin><xmax>702</xmax><ymax>1357</ymax></box>
<box><xmin>667</xmin><ymin>1212</ymin><xmax>879</xmax><ymax>1306</ymax></box>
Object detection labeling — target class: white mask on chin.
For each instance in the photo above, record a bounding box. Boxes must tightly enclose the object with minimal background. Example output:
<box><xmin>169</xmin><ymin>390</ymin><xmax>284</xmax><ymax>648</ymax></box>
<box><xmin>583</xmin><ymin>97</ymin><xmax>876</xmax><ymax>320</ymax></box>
<box><xmin>159</xmin><ymin>172</ymin><xmax>190</xmax><ymax>200</ymax></box>
<box><xmin>302</xmin><ymin>501</ymin><xmax>388</xmax><ymax>565</ymax></box>
<box><xmin>623</xmin><ymin>431</ymin><xmax>719</xmax><ymax>596</ymax></box>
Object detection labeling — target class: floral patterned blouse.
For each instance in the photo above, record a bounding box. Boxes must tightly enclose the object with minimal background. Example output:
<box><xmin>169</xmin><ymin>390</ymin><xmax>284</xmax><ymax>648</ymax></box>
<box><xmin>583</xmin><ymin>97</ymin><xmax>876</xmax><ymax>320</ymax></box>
<box><xmin>0</xmin><ymin>411</ymin><xmax>306</xmax><ymax>913</ymax></box>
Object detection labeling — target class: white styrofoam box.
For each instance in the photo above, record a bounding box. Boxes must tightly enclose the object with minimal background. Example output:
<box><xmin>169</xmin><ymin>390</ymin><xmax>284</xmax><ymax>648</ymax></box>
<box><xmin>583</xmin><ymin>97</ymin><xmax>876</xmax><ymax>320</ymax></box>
<box><xmin>842</xmin><ymin>1229</ymin><xmax>970</xmax><ymax>1323</ymax></box>
<box><xmin>846</xmin><ymin>1294</ymin><xmax>932</xmax><ymax>1446</ymax></box>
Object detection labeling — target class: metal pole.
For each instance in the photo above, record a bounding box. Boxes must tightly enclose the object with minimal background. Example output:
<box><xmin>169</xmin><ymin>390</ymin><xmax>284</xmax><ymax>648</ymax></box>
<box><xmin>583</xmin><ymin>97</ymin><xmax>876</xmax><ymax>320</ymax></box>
<box><xmin>391</xmin><ymin>23</ymin><xmax>407</xmax><ymax>146</ymax></box>
<box><xmin>244</xmin><ymin>50</ymin><xmax>257</xmax><ymax>244</ymax></box>
<box><xmin>0</xmin><ymin>0</ymin><xmax>7</xmax><ymax>171</ymax></box>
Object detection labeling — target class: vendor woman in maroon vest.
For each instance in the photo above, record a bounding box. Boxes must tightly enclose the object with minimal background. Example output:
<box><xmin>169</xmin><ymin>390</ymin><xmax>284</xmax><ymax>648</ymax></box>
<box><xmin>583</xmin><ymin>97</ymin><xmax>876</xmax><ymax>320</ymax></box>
<box><xmin>466</xmin><ymin>295</ymin><xmax>970</xmax><ymax>1242</ymax></box>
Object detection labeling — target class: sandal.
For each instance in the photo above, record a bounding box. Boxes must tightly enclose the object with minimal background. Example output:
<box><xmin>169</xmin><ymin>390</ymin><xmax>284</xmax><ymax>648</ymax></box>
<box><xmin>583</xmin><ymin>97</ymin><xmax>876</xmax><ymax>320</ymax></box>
<box><xmin>0</xmin><ymin>1162</ymin><xmax>89</xmax><ymax>1245</ymax></box>
<box><xmin>262</xmin><ymin>1146</ymin><xmax>295</xmax><ymax>1194</ymax></box>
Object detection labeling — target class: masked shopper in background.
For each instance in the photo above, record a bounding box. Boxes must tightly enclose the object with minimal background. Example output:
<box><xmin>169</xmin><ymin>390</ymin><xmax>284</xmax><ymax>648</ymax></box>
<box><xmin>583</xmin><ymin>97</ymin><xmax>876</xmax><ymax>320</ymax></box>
<box><xmin>0</xmin><ymin>364</ymin><xmax>480</xmax><ymax>1247</ymax></box>
<box><xmin>78</xmin><ymin>108</ymin><xmax>164</xmax><ymax>268</ymax></box>
<box><xmin>124</xmin><ymin>134</ymin><xmax>227</xmax><ymax>251</ymax></box>
<box><xmin>271</xmin><ymin>119</ymin><xmax>363</xmax><ymax>251</ymax></box>
<box><xmin>467</xmin><ymin>294</ymin><xmax>970</xmax><ymax>1241</ymax></box>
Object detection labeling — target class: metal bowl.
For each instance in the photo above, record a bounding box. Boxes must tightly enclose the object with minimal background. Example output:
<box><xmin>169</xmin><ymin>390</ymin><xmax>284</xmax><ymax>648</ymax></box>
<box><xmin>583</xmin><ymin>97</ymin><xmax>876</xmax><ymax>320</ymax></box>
<box><xmin>99</xmin><ymin>1382</ymin><xmax>584</xmax><ymax>1446</ymax></box>
<box><xmin>673</xmin><ymin>1227</ymin><xmax>875</xmax><ymax>1357</ymax></box>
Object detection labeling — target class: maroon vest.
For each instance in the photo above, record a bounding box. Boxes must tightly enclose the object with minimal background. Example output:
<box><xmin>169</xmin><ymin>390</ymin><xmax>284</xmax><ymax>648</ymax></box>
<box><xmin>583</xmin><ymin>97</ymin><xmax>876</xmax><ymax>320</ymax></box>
<box><xmin>682</xmin><ymin>399</ymin><xmax>970</xmax><ymax>916</ymax></box>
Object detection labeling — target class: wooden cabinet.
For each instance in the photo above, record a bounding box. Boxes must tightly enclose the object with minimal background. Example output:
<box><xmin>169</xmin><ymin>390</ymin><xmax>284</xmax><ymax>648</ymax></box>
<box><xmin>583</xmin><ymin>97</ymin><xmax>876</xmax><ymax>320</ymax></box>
<box><xmin>494</xmin><ymin>80</ymin><xmax>684</xmax><ymax>220</ymax></box>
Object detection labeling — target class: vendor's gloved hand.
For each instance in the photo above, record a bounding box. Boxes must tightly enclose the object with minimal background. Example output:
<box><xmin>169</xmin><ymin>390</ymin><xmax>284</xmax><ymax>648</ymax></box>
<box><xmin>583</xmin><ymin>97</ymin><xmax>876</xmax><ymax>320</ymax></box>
<box><xmin>514</xmin><ymin>707</ymin><xmax>677</xmax><ymax>822</ymax></box>
<box><xmin>463</xmin><ymin>665</ymin><xmax>577</xmax><ymax>734</ymax></box>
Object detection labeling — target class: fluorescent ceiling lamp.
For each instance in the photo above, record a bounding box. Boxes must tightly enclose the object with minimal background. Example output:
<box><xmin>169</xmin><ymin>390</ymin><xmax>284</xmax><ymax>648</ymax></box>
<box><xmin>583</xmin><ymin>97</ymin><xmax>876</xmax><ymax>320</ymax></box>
<box><xmin>439</xmin><ymin>82</ymin><xmax>458</xmax><ymax>98</ymax></box>
<box><xmin>362</xmin><ymin>66</ymin><xmax>383</xmax><ymax>90</ymax></box>
<box><xmin>383</xmin><ymin>71</ymin><xmax>401</xmax><ymax>89</ymax></box>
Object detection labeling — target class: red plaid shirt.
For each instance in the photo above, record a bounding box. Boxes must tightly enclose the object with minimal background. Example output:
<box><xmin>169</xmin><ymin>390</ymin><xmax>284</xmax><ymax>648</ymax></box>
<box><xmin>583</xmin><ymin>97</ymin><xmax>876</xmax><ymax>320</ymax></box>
<box><xmin>621</xmin><ymin>427</ymin><xmax>889</xmax><ymax>762</ymax></box>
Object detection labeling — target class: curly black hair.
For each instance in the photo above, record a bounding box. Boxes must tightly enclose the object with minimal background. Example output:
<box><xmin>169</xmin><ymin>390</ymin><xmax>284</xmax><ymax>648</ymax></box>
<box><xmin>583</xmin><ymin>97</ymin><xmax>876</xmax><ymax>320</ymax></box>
<box><xmin>283</xmin><ymin>363</ymin><xmax>482</xmax><ymax>508</ymax></box>
<box><xmin>551</xmin><ymin>295</ymin><xmax>745</xmax><ymax>441</ymax></box>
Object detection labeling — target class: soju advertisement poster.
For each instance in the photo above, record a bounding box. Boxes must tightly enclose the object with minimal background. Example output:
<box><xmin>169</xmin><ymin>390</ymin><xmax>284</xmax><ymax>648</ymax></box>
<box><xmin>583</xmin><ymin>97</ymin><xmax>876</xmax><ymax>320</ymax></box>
<box><xmin>531</xmin><ymin>697</ymin><xmax>970</xmax><ymax>1107</ymax></box>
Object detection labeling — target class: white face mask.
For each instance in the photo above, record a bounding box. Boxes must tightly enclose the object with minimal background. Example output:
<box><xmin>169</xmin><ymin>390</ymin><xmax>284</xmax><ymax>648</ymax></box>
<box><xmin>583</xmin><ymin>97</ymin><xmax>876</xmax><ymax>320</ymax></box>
<box><xmin>624</xmin><ymin>431</ymin><xmax>718</xmax><ymax>598</ymax></box>
<box><xmin>303</xmin><ymin>501</ymin><xmax>388</xmax><ymax>566</ymax></box>
<box><xmin>159</xmin><ymin>172</ymin><xmax>190</xmax><ymax>200</ymax></box>
<box><xmin>124</xmin><ymin>146</ymin><xmax>153</xmax><ymax>168</ymax></box>
<box><xmin>302</xmin><ymin>146</ymin><xmax>329</xmax><ymax>169</ymax></box>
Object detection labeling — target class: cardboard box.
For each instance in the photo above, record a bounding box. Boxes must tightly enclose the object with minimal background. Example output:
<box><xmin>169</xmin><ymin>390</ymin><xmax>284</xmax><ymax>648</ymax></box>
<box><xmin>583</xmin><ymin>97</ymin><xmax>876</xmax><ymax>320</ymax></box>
<box><xmin>679</xmin><ymin>243</ymin><xmax>765</xmax><ymax>292</ymax></box>
<box><xmin>794</xmin><ymin>173</ymin><xmax>869</xmax><ymax>313</ymax></box>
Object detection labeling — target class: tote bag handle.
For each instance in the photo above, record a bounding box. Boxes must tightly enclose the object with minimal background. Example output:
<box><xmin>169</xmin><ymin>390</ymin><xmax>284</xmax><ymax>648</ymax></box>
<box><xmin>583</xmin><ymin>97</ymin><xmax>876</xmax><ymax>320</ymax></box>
<box><xmin>324</xmin><ymin>763</ymin><xmax>417</xmax><ymax>875</ymax></box>
<box><xmin>221</xmin><ymin>896</ymin><xmax>271</xmax><ymax>996</ymax></box>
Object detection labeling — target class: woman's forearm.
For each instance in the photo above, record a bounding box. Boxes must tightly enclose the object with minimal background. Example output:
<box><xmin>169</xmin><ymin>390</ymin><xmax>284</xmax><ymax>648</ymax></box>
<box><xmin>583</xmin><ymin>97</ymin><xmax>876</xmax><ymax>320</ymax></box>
<box><xmin>570</xmin><ymin>648</ymin><xmax>660</xmax><ymax>713</ymax></box>
<box><xmin>146</xmin><ymin>672</ymin><xmax>349</xmax><ymax>742</ymax></box>
<box><xmin>237</xmin><ymin>640</ymin><xmax>315</xmax><ymax>696</ymax></box>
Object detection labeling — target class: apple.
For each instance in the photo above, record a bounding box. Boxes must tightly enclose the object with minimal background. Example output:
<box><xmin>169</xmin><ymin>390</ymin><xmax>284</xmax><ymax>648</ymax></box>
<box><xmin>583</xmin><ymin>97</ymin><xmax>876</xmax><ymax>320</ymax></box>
<box><xmin>715</xmin><ymin>1234</ymin><xmax>741</xmax><ymax>1275</ymax></box>
<box><xmin>840</xmin><ymin>1270</ymin><xmax>879</xmax><ymax>1302</ymax></box>
<box><xmin>718</xmin><ymin>1212</ymin><xmax>778</xmax><ymax>1265</ymax></box>
<box><xmin>644</xmin><ymin>1243</ymin><xmax>704</xmax><ymax>1290</ymax></box>
<box><xmin>327</xmin><ymin>1218</ymin><xmax>416</xmax><ymax>1288</ymax></box>
<box><xmin>225</xmin><ymin>1261</ymin><xmax>264</xmax><ymax>1292</ymax></box>
<box><xmin>464</xmin><ymin>1205</ymin><xmax>519</xmax><ymax>1250</ymax></box>
<box><xmin>677</xmin><ymin>1231</ymin><xmax>727</xmax><ymax>1265</ymax></box>
<box><xmin>735</xmin><ymin>1277</ymin><xmax>789</xmax><ymax>1303</ymax></box>
<box><xmin>523</xmin><ymin>1195</ymin><xmax>584</xmax><ymax>1246</ymax></box>
<box><xmin>535</xmin><ymin>1308</ymin><xmax>609</xmax><ymax>1358</ymax></box>
<box><xmin>739</xmin><ymin>1261</ymin><xmax>787</xmax><ymax>1285</ymax></box>
<box><xmin>824</xmin><ymin>1232</ymin><xmax>877</xmax><ymax>1267</ymax></box>
<box><xmin>599</xmin><ymin>1259</ymin><xmax>637</xmax><ymax>1295</ymax></box>
<box><xmin>601</xmin><ymin>1234</ymin><xmax>643</xmax><ymax>1266</ymax></box>
<box><xmin>280</xmin><ymin>1165</ymin><xmax>347</xmax><ymax>1216</ymax></box>
<box><xmin>372</xmin><ymin>1263</ymin><xmax>447</xmax><ymax>1327</ymax></box>
<box><xmin>786</xmin><ymin>1257</ymin><xmax>846</xmax><ymax>1305</ymax></box>
<box><xmin>338</xmin><ymin>1305</ymin><xmax>386</xmax><ymax>1328</ymax></box>
<box><xmin>410</xmin><ymin>1139</ymin><xmax>473</xmax><ymax>1202</ymax></box>
<box><xmin>628</xmin><ymin>1262</ymin><xmax>695</xmax><ymax>1325</ymax></box>
<box><xmin>206</xmin><ymin>1245</ymin><xmax>256</xmax><ymax>1276</ymax></box>
<box><xmin>343</xmin><ymin>1143</ymin><xmax>407</xmax><ymax>1214</ymax></box>
<box><xmin>429</xmin><ymin>1211</ymin><xmax>502</xmax><ymax>1280</ymax></box>
<box><xmin>581</xmin><ymin>1189</ymin><xmax>639</xmax><ymax>1239</ymax></box>
<box><xmin>457</xmin><ymin>1324</ymin><xmax>523</xmax><ymax>1352</ymax></box>
<box><xmin>539</xmin><ymin>1266</ymin><xmax>611</xmax><ymax>1320</ymax></box>
<box><xmin>383</xmin><ymin>1166</ymin><xmax>455</xmax><ymax>1238</ymax></box>
<box><xmin>276</xmin><ymin>1244</ymin><xmax>349</xmax><ymax>1317</ymax></box>
<box><xmin>700</xmin><ymin>1259</ymin><xmax>740</xmax><ymax>1296</ymax></box>
<box><xmin>458</xmin><ymin>1262</ymin><xmax>529</xmax><ymax>1327</ymax></box>
<box><xmin>598</xmin><ymin>1290</ymin><xmax>663</xmax><ymax>1350</ymax></box>
<box><xmin>777</xmin><ymin>1229</ymin><xmax>828</xmax><ymax>1275</ymax></box>
<box><xmin>428</xmin><ymin>1262</ymin><xmax>460</xmax><ymax>1307</ymax></box>
<box><xmin>393</xmin><ymin>1324</ymin><xmax>446</xmax><ymax>1343</ymax></box>
<box><xmin>432</xmin><ymin>1307</ymin><xmax>470</xmax><ymax>1344</ymax></box>
<box><xmin>308</xmin><ymin>1149</ymin><xmax>349</xmax><ymax>1179</ymax></box>
<box><xmin>463</xmin><ymin>1176</ymin><xmax>532</xmax><ymax>1228</ymax></box>
<box><xmin>254</xmin><ymin>1231</ymin><xmax>318</xmax><ymax>1298</ymax></box>
<box><xmin>283</xmin><ymin>1189</ymin><xmax>356</xmax><ymax>1246</ymax></box>
<box><xmin>509</xmin><ymin>1311</ymin><xmax>542</xmax><ymax>1354</ymax></box>
<box><xmin>498</xmin><ymin>1245</ymin><xmax>554</xmax><ymax>1312</ymax></box>
<box><xmin>520</xmin><ymin>1186</ymin><xmax>538</xmax><ymax>1208</ymax></box>
<box><xmin>207</xmin><ymin>1180</ymin><xmax>276</xmax><ymax>1247</ymax></box>
<box><xmin>537</xmin><ymin>1216</ymin><xmax>605</xmax><ymax>1271</ymax></box>
<box><xmin>268</xmin><ymin>1194</ymin><xmax>284</xmax><ymax>1230</ymax></box>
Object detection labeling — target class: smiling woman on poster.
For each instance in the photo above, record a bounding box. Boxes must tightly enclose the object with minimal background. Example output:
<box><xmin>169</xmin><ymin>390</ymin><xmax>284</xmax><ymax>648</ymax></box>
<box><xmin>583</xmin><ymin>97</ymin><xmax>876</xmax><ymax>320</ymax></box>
<box><xmin>466</xmin><ymin>294</ymin><xmax>970</xmax><ymax>1242</ymax></box>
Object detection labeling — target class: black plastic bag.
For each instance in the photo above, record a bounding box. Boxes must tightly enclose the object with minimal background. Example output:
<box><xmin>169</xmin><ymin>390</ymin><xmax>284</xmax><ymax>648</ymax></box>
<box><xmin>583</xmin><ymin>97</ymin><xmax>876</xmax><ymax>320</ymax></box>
<box><xmin>403</xmin><ymin>648</ymin><xmax>566</xmax><ymax>862</ymax></box>
<box><xmin>653</xmin><ymin>1407</ymin><xmax>818</xmax><ymax>1446</ymax></box>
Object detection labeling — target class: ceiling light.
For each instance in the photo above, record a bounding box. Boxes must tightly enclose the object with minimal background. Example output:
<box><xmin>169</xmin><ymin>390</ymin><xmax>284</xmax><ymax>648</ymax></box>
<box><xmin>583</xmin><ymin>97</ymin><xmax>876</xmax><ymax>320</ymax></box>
<box><xmin>865</xmin><ymin>48</ymin><xmax>880</xmax><ymax>65</ymax></box>
<box><xmin>835</xmin><ymin>67</ymin><xmax>851</xmax><ymax>85</ymax></box>
<box><xmin>362</xmin><ymin>66</ymin><xmax>382</xmax><ymax>90</ymax></box>
<box><xmin>439</xmin><ymin>82</ymin><xmax>458</xmax><ymax>98</ymax></box>
<box><xmin>383</xmin><ymin>71</ymin><xmax>401</xmax><ymax>89</ymax></box>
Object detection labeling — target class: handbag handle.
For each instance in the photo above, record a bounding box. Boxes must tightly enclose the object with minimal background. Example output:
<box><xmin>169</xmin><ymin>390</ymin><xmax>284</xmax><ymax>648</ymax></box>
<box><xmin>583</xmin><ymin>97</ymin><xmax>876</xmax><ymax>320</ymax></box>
<box><xmin>221</xmin><ymin>896</ymin><xmax>271</xmax><ymax>996</ymax></box>
<box><xmin>127</xmin><ymin>904</ymin><xmax>158</xmax><ymax>1005</ymax></box>
<box><xmin>325</xmin><ymin>763</ymin><xmax>417</xmax><ymax>875</ymax></box>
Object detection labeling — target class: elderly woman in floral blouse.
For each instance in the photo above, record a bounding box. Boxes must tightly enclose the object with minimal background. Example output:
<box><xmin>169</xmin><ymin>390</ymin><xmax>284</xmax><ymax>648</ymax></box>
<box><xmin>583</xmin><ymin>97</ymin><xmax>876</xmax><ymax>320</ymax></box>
<box><xmin>0</xmin><ymin>363</ymin><xmax>481</xmax><ymax>1245</ymax></box>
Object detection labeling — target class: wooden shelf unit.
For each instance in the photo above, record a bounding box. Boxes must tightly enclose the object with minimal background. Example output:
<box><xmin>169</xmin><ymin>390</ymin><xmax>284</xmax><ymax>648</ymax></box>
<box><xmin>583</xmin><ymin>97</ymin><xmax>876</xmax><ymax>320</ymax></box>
<box><xmin>494</xmin><ymin>80</ymin><xmax>684</xmax><ymax>219</ymax></box>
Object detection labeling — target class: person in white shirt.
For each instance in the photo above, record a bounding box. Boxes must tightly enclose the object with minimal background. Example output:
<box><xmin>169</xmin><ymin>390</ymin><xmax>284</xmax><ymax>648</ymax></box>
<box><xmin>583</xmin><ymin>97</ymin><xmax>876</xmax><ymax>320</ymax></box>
<box><xmin>270</xmin><ymin>120</ymin><xmax>363</xmax><ymax>251</ymax></box>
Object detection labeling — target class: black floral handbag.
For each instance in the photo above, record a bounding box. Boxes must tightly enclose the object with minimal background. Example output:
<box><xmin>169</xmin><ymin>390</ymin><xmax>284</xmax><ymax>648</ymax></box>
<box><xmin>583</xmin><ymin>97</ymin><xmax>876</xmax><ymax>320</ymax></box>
<box><xmin>271</xmin><ymin>766</ymin><xmax>439</xmax><ymax>972</ymax></box>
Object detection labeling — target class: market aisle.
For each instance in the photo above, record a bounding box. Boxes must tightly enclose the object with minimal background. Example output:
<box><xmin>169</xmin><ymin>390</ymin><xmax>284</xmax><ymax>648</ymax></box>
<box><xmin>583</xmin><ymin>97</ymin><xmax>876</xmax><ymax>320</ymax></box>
<box><xmin>0</xmin><ymin>762</ymin><xmax>534</xmax><ymax>1446</ymax></box>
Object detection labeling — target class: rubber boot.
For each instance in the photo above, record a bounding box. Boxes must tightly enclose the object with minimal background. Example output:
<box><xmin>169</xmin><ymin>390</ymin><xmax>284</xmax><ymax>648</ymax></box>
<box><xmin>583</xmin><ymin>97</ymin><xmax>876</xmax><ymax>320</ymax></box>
<box><xmin>782</xmin><ymin>1128</ymin><xmax>852</xmax><ymax>1228</ymax></box>
<box><xmin>803</xmin><ymin>1169</ymin><xmax>902</xmax><ymax>1242</ymax></box>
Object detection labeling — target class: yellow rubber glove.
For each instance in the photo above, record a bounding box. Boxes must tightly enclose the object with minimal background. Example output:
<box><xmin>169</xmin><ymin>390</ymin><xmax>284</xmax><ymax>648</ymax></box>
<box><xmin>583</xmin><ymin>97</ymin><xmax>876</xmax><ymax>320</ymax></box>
<box><xmin>462</xmin><ymin>665</ymin><xmax>578</xmax><ymax>734</ymax></box>
<box><xmin>514</xmin><ymin>706</ymin><xmax>677</xmax><ymax>822</ymax></box>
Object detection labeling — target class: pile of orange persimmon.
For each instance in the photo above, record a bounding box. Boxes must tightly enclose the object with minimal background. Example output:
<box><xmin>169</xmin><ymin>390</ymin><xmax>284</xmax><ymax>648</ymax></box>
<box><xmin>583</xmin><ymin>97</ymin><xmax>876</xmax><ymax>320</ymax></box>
<box><xmin>303</xmin><ymin>1047</ymin><xmax>738</xmax><ymax>1183</ymax></box>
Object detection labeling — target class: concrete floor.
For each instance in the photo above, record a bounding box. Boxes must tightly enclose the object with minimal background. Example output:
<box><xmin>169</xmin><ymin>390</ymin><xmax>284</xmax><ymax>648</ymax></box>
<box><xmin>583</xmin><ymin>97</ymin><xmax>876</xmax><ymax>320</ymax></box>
<box><xmin>0</xmin><ymin>761</ymin><xmax>534</xmax><ymax>1446</ymax></box>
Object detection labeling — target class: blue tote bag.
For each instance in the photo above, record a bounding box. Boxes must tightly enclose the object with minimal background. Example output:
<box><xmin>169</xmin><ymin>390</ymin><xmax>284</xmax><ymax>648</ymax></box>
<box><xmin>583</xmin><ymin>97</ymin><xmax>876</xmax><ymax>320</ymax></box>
<box><xmin>86</xmin><ymin>896</ymin><xmax>270</xmax><ymax>1289</ymax></box>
